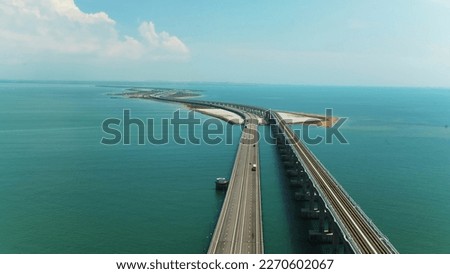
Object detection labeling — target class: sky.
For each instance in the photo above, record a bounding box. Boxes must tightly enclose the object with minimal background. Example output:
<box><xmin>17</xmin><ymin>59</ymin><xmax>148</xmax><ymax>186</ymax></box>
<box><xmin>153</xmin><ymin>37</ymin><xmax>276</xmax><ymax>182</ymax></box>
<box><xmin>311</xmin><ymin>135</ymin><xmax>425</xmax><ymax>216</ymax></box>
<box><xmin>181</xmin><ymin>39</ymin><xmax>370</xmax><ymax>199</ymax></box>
<box><xmin>1</xmin><ymin>0</ymin><xmax>450</xmax><ymax>86</ymax></box>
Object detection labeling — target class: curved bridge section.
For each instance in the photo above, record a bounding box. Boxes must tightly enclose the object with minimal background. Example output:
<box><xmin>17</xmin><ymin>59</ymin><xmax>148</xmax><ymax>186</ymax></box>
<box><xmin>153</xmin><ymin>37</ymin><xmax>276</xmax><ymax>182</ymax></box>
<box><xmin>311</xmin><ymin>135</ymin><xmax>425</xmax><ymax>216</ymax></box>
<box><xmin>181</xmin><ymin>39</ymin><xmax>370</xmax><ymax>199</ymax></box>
<box><xmin>132</xmin><ymin>95</ymin><xmax>398</xmax><ymax>254</ymax></box>
<box><xmin>201</xmin><ymin>101</ymin><xmax>397</xmax><ymax>254</ymax></box>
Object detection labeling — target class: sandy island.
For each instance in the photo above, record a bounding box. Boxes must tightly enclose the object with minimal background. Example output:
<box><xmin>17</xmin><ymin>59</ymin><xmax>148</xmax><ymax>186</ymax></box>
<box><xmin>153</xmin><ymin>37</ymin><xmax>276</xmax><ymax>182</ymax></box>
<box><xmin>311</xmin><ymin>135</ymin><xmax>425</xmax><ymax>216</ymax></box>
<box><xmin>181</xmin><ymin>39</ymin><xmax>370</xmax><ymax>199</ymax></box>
<box><xmin>189</xmin><ymin>108</ymin><xmax>244</xmax><ymax>124</ymax></box>
<box><xmin>276</xmin><ymin>111</ymin><xmax>339</xmax><ymax>127</ymax></box>
<box><xmin>188</xmin><ymin>107</ymin><xmax>338</xmax><ymax>127</ymax></box>
<box><xmin>121</xmin><ymin>89</ymin><xmax>339</xmax><ymax>127</ymax></box>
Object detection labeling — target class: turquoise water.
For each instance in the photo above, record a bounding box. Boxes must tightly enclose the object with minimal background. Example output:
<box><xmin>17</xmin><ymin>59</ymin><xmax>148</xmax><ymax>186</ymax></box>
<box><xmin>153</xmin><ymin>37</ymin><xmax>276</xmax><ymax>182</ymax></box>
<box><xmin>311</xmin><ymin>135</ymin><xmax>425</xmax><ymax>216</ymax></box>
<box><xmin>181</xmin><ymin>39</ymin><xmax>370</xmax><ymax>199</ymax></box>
<box><xmin>0</xmin><ymin>82</ymin><xmax>449</xmax><ymax>253</ymax></box>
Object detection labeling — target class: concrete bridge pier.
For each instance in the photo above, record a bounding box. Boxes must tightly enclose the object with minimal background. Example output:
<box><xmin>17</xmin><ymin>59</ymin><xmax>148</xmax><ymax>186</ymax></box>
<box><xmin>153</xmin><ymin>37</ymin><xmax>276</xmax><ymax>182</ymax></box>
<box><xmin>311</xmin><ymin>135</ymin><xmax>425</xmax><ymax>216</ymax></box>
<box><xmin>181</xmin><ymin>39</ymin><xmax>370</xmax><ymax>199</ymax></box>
<box><xmin>308</xmin><ymin>199</ymin><xmax>334</xmax><ymax>243</ymax></box>
<box><xmin>306</xmin><ymin>200</ymin><xmax>352</xmax><ymax>254</ymax></box>
<box><xmin>300</xmin><ymin>187</ymin><xmax>320</xmax><ymax>219</ymax></box>
<box><xmin>276</xmin><ymin>137</ymin><xmax>304</xmax><ymax>180</ymax></box>
<box><xmin>331</xmin><ymin>222</ymin><xmax>353</xmax><ymax>254</ymax></box>
<box><xmin>294</xmin><ymin>164</ymin><xmax>308</xmax><ymax>183</ymax></box>
<box><xmin>293</xmin><ymin>166</ymin><xmax>314</xmax><ymax>199</ymax></box>
<box><xmin>290</xmin><ymin>172</ymin><xmax>307</xmax><ymax>187</ymax></box>
<box><xmin>275</xmin><ymin>134</ymin><xmax>286</xmax><ymax>146</ymax></box>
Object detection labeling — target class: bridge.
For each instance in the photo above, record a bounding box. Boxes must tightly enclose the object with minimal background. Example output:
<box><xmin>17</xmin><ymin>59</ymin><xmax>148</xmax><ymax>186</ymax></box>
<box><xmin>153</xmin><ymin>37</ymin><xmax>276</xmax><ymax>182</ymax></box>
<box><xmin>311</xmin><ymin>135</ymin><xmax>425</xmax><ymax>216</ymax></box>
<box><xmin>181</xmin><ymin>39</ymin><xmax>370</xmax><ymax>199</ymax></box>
<box><xmin>207</xmin><ymin>112</ymin><xmax>263</xmax><ymax>254</ymax></box>
<box><xmin>127</xmin><ymin>93</ymin><xmax>398</xmax><ymax>254</ymax></box>
<box><xmin>268</xmin><ymin>111</ymin><xmax>398</xmax><ymax>254</ymax></box>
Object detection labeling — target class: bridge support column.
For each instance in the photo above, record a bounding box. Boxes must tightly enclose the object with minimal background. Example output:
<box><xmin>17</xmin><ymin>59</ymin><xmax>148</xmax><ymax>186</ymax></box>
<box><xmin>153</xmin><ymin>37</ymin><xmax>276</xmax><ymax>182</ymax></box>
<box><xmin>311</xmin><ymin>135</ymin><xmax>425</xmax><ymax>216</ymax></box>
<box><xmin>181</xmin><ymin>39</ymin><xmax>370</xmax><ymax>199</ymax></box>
<box><xmin>308</xmin><ymin>200</ymin><xmax>335</xmax><ymax>244</ymax></box>
<box><xmin>331</xmin><ymin>222</ymin><xmax>340</xmax><ymax>253</ymax></box>
<box><xmin>294</xmin><ymin>176</ymin><xmax>313</xmax><ymax>201</ymax></box>
<box><xmin>318</xmin><ymin>200</ymin><xmax>325</xmax><ymax>232</ymax></box>
<box><xmin>301</xmin><ymin>188</ymin><xmax>320</xmax><ymax>219</ymax></box>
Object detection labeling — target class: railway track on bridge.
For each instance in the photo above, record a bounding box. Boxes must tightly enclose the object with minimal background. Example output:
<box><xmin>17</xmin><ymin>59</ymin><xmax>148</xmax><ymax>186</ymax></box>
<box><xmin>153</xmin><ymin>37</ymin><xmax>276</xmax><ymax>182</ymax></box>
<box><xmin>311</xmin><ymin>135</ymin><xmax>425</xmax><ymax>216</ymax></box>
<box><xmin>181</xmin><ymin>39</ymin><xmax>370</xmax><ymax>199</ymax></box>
<box><xmin>273</xmin><ymin>111</ymin><xmax>397</xmax><ymax>254</ymax></box>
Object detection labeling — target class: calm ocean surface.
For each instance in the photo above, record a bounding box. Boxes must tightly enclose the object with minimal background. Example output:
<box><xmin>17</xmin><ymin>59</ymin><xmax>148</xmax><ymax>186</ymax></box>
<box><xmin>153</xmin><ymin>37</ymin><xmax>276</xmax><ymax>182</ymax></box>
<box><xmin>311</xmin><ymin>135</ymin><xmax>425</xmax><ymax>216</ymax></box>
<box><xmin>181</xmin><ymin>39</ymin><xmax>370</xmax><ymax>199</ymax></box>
<box><xmin>0</xmin><ymin>81</ymin><xmax>449</xmax><ymax>254</ymax></box>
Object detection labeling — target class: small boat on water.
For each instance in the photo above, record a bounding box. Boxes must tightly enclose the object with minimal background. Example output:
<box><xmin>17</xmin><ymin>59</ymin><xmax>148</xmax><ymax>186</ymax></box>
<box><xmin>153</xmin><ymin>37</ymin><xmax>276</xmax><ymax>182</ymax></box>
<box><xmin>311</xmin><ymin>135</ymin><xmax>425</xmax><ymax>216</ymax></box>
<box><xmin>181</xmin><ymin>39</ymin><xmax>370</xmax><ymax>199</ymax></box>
<box><xmin>215</xmin><ymin>177</ymin><xmax>229</xmax><ymax>190</ymax></box>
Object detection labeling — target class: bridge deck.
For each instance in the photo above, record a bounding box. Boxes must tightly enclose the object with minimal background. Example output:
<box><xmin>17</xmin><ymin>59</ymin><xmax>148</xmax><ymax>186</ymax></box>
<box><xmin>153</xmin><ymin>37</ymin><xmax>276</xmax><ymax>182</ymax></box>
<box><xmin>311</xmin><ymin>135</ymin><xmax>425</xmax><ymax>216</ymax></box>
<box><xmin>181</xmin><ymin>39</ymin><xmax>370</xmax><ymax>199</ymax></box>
<box><xmin>208</xmin><ymin>113</ymin><xmax>263</xmax><ymax>254</ymax></box>
<box><xmin>272</xmin><ymin>111</ymin><xmax>397</xmax><ymax>254</ymax></box>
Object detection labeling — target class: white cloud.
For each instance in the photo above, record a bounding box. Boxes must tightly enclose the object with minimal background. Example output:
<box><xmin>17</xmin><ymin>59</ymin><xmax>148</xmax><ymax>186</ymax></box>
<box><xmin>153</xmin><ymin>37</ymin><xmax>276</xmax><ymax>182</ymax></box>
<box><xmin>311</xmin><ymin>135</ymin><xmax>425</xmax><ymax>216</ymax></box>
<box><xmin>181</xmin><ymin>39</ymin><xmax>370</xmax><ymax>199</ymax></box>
<box><xmin>49</xmin><ymin>0</ymin><xmax>115</xmax><ymax>24</ymax></box>
<box><xmin>0</xmin><ymin>0</ymin><xmax>189</xmax><ymax>64</ymax></box>
<box><xmin>139</xmin><ymin>21</ymin><xmax>189</xmax><ymax>55</ymax></box>
<box><xmin>139</xmin><ymin>21</ymin><xmax>160</xmax><ymax>48</ymax></box>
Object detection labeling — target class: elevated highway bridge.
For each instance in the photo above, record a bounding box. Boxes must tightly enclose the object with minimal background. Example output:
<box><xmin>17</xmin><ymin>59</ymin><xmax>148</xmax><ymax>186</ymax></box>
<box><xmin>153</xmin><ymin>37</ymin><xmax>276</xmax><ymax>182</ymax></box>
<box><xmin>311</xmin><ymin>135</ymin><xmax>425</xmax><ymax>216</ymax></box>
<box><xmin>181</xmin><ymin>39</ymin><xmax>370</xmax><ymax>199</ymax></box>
<box><xmin>133</xmin><ymin>95</ymin><xmax>398</xmax><ymax>254</ymax></box>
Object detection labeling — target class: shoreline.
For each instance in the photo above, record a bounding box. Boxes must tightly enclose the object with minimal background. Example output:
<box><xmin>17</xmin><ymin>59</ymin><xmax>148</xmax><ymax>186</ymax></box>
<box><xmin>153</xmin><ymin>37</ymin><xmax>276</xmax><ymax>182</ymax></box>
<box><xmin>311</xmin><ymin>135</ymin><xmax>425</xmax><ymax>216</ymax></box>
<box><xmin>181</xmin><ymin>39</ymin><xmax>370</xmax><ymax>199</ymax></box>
<box><xmin>276</xmin><ymin>111</ymin><xmax>340</xmax><ymax>127</ymax></box>
<box><xmin>188</xmin><ymin>107</ymin><xmax>244</xmax><ymax>125</ymax></box>
<box><xmin>121</xmin><ymin>89</ymin><xmax>339</xmax><ymax>128</ymax></box>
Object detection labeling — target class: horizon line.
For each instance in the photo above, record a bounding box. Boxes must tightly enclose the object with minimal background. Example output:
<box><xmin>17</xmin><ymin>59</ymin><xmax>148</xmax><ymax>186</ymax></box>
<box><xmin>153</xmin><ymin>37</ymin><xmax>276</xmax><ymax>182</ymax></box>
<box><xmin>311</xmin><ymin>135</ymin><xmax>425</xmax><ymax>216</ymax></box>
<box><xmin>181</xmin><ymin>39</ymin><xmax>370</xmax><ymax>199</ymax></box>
<box><xmin>0</xmin><ymin>79</ymin><xmax>449</xmax><ymax>90</ymax></box>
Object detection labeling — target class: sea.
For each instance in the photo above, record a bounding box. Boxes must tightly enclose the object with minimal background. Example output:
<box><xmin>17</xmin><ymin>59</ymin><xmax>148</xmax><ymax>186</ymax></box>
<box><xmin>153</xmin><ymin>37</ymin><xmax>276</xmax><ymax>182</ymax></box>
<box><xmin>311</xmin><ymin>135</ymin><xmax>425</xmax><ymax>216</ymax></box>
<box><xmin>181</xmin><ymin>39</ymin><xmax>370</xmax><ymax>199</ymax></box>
<box><xmin>0</xmin><ymin>81</ymin><xmax>449</xmax><ymax>254</ymax></box>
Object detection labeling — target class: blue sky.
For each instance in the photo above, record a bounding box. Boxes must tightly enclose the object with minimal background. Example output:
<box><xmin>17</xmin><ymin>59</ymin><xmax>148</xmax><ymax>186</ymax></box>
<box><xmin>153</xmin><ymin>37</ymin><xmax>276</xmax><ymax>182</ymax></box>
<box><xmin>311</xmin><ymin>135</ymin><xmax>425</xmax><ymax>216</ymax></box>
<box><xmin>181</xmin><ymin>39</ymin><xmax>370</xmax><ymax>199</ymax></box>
<box><xmin>1</xmin><ymin>0</ymin><xmax>450</xmax><ymax>86</ymax></box>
